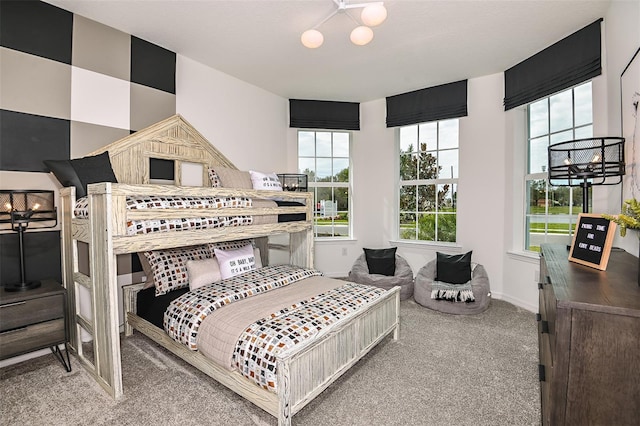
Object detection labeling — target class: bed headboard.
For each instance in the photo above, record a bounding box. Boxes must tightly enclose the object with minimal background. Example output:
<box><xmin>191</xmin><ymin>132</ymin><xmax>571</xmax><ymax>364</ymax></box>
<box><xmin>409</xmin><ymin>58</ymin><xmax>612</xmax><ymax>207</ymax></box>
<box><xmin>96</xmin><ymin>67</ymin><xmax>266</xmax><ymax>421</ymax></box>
<box><xmin>87</xmin><ymin>114</ymin><xmax>236</xmax><ymax>186</ymax></box>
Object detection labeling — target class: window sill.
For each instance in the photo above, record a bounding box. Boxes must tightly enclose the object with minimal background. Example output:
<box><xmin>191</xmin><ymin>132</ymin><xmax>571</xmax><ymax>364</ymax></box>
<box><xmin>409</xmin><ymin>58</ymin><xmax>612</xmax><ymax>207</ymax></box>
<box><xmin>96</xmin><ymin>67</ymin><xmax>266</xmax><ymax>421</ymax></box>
<box><xmin>506</xmin><ymin>250</ymin><xmax>540</xmax><ymax>263</ymax></box>
<box><xmin>389</xmin><ymin>240</ymin><xmax>463</xmax><ymax>250</ymax></box>
<box><xmin>315</xmin><ymin>238</ymin><xmax>357</xmax><ymax>244</ymax></box>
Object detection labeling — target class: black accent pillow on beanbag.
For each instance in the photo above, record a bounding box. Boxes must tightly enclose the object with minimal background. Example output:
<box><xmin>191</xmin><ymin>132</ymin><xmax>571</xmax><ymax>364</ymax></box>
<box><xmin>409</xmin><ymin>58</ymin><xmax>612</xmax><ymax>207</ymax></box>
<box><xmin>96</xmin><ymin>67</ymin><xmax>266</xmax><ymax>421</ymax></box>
<box><xmin>44</xmin><ymin>152</ymin><xmax>118</xmax><ymax>198</ymax></box>
<box><xmin>436</xmin><ymin>251</ymin><xmax>472</xmax><ymax>284</ymax></box>
<box><xmin>363</xmin><ymin>247</ymin><xmax>397</xmax><ymax>276</ymax></box>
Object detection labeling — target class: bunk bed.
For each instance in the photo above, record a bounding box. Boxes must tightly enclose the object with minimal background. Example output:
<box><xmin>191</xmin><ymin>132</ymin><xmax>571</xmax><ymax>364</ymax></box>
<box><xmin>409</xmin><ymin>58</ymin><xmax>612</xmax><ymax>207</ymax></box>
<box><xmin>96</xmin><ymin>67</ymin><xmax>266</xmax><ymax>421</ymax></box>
<box><xmin>59</xmin><ymin>115</ymin><xmax>400</xmax><ymax>426</ymax></box>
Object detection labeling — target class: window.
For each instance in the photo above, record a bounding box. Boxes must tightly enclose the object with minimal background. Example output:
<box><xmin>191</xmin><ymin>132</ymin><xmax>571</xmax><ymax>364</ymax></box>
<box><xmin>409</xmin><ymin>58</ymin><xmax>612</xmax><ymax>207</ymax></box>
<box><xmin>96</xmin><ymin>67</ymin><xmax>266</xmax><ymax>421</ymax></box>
<box><xmin>298</xmin><ymin>130</ymin><xmax>351</xmax><ymax>238</ymax></box>
<box><xmin>398</xmin><ymin>119</ymin><xmax>458</xmax><ymax>242</ymax></box>
<box><xmin>525</xmin><ymin>81</ymin><xmax>592</xmax><ymax>252</ymax></box>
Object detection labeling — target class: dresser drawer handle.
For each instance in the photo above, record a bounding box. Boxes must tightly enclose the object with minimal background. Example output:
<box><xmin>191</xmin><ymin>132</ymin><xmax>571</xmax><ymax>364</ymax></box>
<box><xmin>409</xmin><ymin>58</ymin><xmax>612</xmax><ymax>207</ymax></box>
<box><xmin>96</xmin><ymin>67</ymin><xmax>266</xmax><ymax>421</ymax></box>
<box><xmin>541</xmin><ymin>320</ymin><xmax>549</xmax><ymax>334</ymax></box>
<box><xmin>0</xmin><ymin>301</ymin><xmax>26</xmax><ymax>308</ymax></box>
<box><xmin>0</xmin><ymin>326</ymin><xmax>27</xmax><ymax>335</ymax></box>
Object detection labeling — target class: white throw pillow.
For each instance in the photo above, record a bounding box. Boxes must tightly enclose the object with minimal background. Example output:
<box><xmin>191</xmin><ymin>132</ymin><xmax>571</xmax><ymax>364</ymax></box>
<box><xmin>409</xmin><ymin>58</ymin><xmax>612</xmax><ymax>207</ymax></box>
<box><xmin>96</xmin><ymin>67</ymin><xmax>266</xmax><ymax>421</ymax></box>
<box><xmin>186</xmin><ymin>258</ymin><xmax>222</xmax><ymax>291</ymax></box>
<box><xmin>214</xmin><ymin>244</ymin><xmax>258</xmax><ymax>279</ymax></box>
<box><xmin>249</xmin><ymin>170</ymin><xmax>283</xmax><ymax>191</ymax></box>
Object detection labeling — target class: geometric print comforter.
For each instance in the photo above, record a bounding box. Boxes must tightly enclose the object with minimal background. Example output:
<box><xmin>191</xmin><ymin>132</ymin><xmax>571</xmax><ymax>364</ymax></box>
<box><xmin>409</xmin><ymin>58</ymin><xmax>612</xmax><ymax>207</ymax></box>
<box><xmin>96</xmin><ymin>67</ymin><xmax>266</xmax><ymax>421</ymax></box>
<box><xmin>233</xmin><ymin>282</ymin><xmax>386</xmax><ymax>392</ymax></box>
<box><xmin>73</xmin><ymin>194</ymin><xmax>253</xmax><ymax>235</ymax></box>
<box><xmin>163</xmin><ymin>265</ymin><xmax>324</xmax><ymax>349</ymax></box>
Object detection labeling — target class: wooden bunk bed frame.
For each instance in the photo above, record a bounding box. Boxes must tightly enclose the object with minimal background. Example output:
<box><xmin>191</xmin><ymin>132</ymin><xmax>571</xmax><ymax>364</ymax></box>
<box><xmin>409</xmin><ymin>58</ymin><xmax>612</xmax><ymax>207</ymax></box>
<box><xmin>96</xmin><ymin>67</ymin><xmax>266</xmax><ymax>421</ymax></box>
<box><xmin>59</xmin><ymin>115</ymin><xmax>400</xmax><ymax>426</ymax></box>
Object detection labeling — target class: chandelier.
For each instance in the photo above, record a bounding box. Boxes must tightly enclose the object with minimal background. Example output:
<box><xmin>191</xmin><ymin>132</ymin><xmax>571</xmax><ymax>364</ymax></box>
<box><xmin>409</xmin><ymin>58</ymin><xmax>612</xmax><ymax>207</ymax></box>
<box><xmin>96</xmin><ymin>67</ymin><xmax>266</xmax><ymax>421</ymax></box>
<box><xmin>301</xmin><ymin>0</ymin><xmax>387</xmax><ymax>48</ymax></box>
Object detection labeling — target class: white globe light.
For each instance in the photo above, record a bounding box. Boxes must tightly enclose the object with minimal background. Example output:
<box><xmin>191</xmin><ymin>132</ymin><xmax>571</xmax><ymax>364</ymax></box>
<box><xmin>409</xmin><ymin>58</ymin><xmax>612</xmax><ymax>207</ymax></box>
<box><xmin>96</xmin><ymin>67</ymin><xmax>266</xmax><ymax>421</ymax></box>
<box><xmin>350</xmin><ymin>26</ymin><xmax>374</xmax><ymax>46</ymax></box>
<box><xmin>361</xmin><ymin>4</ymin><xmax>387</xmax><ymax>27</ymax></box>
<box><xmin>301</xmin><ymin>29</ymin><xmax>324</xmax><ymax>48</ymax></box>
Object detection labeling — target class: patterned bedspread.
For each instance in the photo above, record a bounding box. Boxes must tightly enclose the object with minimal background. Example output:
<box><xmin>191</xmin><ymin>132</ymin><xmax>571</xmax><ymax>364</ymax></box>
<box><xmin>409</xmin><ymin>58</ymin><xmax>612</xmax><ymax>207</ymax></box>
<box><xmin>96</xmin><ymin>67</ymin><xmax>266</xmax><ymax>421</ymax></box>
<box><xmin>74</xmin><ymin>195</ymin><xmax>252</xmax><ymax>235</ymax></box>
<box><xmin>164</xmin><ymin>265</ymin><xmax>323</xmax><ymax>349</ymax></box>
<box><xmin>234</xmin><ymin>282</ymin><xmax>386</xmax><ymax>392</ymax></box>
<box><xmin>164</xmin><ymin>264</ymin><xmax>386</xmax><ymax>393</ymax></box>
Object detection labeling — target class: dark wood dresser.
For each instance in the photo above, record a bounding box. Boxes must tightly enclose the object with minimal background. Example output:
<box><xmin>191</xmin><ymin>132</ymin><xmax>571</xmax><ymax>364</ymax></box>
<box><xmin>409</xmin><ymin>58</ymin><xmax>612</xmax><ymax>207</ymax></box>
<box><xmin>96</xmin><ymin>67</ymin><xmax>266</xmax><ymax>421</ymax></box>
<box><xmin>0</xmin><ymin>280</ymin><xmax>71</xmax><ymax>371</ymax></box>
<box><xmin>538</xmin><ymin>244</ymin><xmax>640</xmax><ymax>425</ymax></box>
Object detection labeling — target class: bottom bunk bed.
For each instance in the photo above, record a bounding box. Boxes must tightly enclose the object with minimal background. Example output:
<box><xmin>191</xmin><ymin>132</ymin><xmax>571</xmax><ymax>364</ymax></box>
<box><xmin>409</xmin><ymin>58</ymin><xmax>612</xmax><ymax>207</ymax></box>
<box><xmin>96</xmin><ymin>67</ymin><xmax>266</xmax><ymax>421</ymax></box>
<box><xmin>124</xmin><ymin>266</ymin><xmax>401</xmax><ymax>426</ymax></box>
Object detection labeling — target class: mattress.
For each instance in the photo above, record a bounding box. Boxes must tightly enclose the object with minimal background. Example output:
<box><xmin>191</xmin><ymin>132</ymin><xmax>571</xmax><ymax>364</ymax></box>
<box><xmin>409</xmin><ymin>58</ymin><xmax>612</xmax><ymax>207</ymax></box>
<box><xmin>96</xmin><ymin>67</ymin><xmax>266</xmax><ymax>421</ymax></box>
<box><xmin>74</xmin><ymin>195</ymin><xmax>306</xmax><ymax>235</ymax></box>
<box><xmin>137</xmin><ymin>266</ymin><xmax>386</xmax><ymax>393</ymax></box>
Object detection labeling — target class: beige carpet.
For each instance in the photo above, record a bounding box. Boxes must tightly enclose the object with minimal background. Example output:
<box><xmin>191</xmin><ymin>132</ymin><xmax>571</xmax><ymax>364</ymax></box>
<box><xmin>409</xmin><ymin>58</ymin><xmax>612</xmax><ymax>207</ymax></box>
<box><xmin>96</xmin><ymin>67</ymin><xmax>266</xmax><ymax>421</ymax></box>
<box><xmin>0</xmin><ymin>299</ymin><xmax>540</xmax><ymax>425</ymax></box>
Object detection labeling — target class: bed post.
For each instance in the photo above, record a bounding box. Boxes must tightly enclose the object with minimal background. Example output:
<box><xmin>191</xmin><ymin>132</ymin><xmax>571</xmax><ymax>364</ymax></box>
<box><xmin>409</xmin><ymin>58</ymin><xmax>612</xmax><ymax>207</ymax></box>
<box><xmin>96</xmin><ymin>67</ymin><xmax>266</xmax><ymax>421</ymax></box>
<box><xmin>289</xmin><ymin>192</ymin><xmax>314</xmax><ymax>268</ymax></box>
<box><xmin>59</xmin><ymin>187</ymin><xmax>77</xmax><ymax>348</ymax></box>
<box><xmin>88</xmin><ymin>183</ymin><xmax>123</xmax><ymax>398</ymax></box>
<box><xmin>277</xmin><ymin>359</ymin><xmax>292</xmax><ymax>426</ymax></box>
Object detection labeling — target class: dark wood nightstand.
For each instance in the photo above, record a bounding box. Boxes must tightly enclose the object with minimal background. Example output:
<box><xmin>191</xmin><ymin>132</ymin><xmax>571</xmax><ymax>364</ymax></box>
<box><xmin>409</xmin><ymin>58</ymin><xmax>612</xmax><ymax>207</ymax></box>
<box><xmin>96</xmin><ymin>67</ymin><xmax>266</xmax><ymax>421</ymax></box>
<box><xmin>0</xmin><ymin>280</ymin><xmax>71</xmax><ymax>371</ymax></box>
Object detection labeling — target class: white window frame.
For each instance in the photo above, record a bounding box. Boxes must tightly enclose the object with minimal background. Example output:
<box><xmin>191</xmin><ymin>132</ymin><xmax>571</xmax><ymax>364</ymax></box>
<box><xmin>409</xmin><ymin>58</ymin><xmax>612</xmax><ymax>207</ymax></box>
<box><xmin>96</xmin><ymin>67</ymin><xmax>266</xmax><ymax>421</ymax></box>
<box><xmin>524</xmin><ymin>81</ymin><xmax>593</xmax><ymax>252</ymax></box>
<box><xmin>297</xmin><ymin>130</ymin><xmax>352</xmax><ymax>239</ymax></box>
<box><xmin>396</xmin><ymin>119</ymin><xmax>459</xmax><ymax>243</ymax></box>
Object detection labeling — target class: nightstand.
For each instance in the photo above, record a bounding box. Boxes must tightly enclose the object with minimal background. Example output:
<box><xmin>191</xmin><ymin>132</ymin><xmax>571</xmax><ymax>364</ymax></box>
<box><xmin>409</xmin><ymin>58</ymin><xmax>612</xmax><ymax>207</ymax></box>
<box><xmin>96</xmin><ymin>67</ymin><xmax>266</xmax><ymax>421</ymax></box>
<box><xmin>0</xmin><ymin>280</ymin><xmax>71</xmax><ymax>371</ymax></box>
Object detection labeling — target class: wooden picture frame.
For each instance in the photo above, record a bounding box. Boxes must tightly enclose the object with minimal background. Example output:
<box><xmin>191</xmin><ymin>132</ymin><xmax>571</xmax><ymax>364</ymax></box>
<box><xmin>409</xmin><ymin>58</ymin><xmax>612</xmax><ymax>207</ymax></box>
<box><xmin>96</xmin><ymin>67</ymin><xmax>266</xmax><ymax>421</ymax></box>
<box><xmin>568</xmin><ymin>213</ymin><xmax>617</xmax><ymax>270</ymax></box>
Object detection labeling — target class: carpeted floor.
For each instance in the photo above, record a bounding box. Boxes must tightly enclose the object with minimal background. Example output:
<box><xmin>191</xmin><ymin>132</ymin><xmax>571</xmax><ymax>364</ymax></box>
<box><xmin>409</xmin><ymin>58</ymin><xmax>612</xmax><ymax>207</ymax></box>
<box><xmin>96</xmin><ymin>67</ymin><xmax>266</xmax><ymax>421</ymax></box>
<box><xmin>0</xmin><ymin>299</ymin><xmax>540</xmax><ymax>426</ymax></box>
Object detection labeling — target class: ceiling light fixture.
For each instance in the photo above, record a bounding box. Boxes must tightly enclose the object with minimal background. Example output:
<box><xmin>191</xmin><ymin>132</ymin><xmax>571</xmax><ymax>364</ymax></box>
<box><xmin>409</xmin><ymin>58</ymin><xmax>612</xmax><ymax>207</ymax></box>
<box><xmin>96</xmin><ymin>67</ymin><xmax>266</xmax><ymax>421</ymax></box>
<box><xmin>301</xmin><ymin>0</ymin><xmax>387</xmax><ymax>49</ymax></box>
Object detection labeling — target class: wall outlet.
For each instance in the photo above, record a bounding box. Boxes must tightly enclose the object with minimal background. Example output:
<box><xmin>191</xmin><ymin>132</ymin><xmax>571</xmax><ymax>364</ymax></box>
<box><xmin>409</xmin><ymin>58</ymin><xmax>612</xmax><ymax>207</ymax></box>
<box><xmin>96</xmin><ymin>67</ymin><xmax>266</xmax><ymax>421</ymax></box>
<box><xmin>534</xmin><ymin>269</ymin><xmax>539</xmax><ymax>282</ymax></box>
<box><xmin>342</xmin><ymin>247</ymin><xmax>348</xmax><ymax>256</ymax></box>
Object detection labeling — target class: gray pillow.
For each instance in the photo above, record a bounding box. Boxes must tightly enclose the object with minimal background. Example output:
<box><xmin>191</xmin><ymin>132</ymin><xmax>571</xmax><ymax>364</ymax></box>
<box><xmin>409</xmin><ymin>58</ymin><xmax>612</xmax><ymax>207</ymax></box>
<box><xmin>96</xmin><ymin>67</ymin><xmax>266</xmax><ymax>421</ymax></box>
<box><xmin>213</xmin><ymin>166</ymin><xmax>252</xmax><ymax>189</ymax></box>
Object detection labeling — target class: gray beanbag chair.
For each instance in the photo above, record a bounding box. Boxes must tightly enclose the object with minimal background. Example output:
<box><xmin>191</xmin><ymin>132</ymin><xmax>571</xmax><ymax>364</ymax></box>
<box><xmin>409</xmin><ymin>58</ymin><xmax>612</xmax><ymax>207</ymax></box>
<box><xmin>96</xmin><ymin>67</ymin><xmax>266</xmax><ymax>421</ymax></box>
<box><xmin>348</xmin><ymin>254</ymin><xmax>414</xmax><ymax>300</ymax></box>
<box><xmin>414</xmin><ymin>259</ymin><xmax>491</xmax><ymax>314</ymax></box>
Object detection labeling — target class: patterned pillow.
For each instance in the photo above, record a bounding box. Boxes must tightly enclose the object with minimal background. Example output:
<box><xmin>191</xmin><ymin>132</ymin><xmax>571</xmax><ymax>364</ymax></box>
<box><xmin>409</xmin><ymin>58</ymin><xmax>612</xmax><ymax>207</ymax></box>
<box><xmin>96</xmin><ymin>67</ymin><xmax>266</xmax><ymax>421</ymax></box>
<box><xmin>249</xmin><ymin>170</ymin><xmax>283</xmax><ymax>191</ymax></box>
<box><xmin>144</xmin><ymin>245</ymin><xmax>213</xmax><ymax>296</ymax></box>
<box><xmin>214</xmin><ymin>243</ymin><xmax>258</xmax><ymax>279</ymax></box>
<box><xmin>208</xmin><ymin>168</ymin><xmax>221</xmax><ymax>188</ymax></box>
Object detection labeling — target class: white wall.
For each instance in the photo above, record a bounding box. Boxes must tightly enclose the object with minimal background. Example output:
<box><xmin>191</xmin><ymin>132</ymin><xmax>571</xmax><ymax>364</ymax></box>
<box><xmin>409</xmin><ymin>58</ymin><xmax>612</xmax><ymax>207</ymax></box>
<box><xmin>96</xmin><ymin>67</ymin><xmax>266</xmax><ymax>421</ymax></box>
<box><xmin>176</xmin><ymin>55</ymin><xmax>288</xmax><ymax>172</ymax></box>
<box><xmin>602</xmin><ymin>0</ymin><xmax>640</xmax><ymax>256</ymax></box>
<box><xmin>305</xmin><ymin>1</ymin><xmax>639</xmax><ymax>312</ymax></box>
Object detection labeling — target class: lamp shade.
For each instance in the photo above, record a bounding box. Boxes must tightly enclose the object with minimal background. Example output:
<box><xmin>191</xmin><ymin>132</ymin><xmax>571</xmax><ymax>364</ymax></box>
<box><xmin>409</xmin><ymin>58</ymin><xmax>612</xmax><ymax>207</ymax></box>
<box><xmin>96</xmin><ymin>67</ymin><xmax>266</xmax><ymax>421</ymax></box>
<box><xmin>361</xmin><ymin>4</ymin><xmax>387</xmax><ymax>27</ymax></box>
<box><xmin>548</xmin><ymin>137</ymin><xmax>625</xmax><ymax>187</ymax></box>
<box><xmin>350</xmin><ymin>26</ymin><xmax>374</xmax><ymax>46</ymax></box>
<box><xmin>301</xmin><ymin>29</ymin><xmax>324</xmax><ymax>48</ymax></box>
<box><xmin>0</xmin><ymin>190</ymin><xmax>57</xmax><ymax>226</ymax></box>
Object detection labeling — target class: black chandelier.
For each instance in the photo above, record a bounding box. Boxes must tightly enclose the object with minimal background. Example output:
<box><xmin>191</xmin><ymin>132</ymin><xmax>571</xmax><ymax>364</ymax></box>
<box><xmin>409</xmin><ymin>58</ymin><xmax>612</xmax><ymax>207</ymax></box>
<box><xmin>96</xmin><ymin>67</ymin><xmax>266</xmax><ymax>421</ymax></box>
<box><xmin>548</xmin><ymin>137</ymin><xmax>625</xmax><ymax>213</ymax></box>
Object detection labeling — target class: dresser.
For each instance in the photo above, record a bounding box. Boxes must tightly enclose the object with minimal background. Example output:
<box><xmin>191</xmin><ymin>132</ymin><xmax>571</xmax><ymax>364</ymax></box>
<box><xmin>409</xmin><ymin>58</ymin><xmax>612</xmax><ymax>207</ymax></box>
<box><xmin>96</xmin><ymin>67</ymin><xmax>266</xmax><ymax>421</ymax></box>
<box><xmin>0</xmin><ymin>280</ymin><xmax>71</xmax><ymax>371</ymax></box>
<box><xmin>538</xmin><ymin>244</ymin><xmax>639</xmax><ymax>425</ymax></box>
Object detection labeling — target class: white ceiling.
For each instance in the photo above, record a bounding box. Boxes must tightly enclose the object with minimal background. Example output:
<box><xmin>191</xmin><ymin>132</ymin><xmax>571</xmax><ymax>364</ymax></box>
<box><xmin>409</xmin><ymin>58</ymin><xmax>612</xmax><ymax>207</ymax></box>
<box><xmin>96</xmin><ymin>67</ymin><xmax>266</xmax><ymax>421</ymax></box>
<box><xmin>46</xmin><ymin>0</ymin><xmax>612</xmax><ymax>103</ymax></box>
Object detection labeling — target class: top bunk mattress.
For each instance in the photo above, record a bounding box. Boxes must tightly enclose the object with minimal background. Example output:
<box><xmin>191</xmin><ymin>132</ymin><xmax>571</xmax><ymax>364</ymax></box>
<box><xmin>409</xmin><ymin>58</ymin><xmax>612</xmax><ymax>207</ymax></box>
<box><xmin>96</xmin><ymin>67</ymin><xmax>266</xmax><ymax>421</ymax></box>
<box><xmin>73</xmin><ymin>195</ymin><xmax>306</xmax><ymax>235</ymax></box>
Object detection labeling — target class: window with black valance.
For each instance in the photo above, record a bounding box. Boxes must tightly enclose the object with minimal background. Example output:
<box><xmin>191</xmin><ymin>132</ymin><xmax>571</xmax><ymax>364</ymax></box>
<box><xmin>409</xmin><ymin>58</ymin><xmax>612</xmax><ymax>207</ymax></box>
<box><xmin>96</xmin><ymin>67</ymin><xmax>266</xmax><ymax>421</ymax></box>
<box><xmin>289</xmin><ymin>99</ymin><xmax>360</xmax><ymax>131</ymax></box>
<box><xmin>503</xmin><ymin>19</ymin><xmax>602</xmax><ymax>111</ymax></box>
<box><xmin>385</xmin><ymin>79</ymin><xmax>468</xmax><ymax>128</ymax></box>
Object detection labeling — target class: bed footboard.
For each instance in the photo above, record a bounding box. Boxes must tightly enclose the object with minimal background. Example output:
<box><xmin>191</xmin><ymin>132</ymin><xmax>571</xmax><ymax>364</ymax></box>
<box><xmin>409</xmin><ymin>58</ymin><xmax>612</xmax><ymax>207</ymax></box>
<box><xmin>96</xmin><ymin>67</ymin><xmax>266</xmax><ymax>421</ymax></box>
<box><xmin>277</xmin><ymin>285</ymin><xmax>400</xmax><ymax>425</ymax></box>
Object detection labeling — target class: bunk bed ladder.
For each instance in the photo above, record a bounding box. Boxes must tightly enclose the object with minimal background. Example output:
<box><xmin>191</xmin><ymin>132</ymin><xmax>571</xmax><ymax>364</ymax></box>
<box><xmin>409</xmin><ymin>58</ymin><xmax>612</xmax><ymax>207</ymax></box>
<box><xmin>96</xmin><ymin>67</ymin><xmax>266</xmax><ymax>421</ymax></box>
<box><xmin>60</xmin><ymin>186</ymin><xmax>123</xmax><ymax>399</ymax></box>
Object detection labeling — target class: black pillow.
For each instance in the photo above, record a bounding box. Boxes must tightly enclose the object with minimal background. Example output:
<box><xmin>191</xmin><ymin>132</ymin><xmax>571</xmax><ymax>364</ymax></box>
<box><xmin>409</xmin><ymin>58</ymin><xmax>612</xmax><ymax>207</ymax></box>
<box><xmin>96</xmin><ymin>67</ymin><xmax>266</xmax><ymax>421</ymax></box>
<box><xmin>43</xmin><ymin>159</ymin><xmax>86</xmax><ymax>197</ymax></box>
<box><xmin>436</xmin><ymin>251</ymin><xmax>472</xmax><ymax>284</ymax></box>
<box><xmin>71</xmin><ymin>152</ymin><xmax>118</xmax><ymax>196</ymax></box>
<box><xmin>44</xmin><ymin>152</ymin><xmax>118</xmax><ymax>198</ymax></box>
<box><xmin>363</xmin><ymin>247</ymin><xmax>397</xmax><ymax>276</ymax></box>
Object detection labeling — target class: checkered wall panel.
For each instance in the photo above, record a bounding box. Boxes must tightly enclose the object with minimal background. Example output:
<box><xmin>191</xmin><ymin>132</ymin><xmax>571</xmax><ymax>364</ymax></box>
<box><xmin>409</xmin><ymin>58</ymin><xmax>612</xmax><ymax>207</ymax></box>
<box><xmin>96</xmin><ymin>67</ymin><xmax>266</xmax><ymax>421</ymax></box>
<box><xmin>0</xmin><ymin>0</ymin><xmax>177</xmax><ymax>283</ymax></box>
<box><xmin>0</xmin><ymin>0</ymin><xmax>177</xmax><ymax>172</ymax></box>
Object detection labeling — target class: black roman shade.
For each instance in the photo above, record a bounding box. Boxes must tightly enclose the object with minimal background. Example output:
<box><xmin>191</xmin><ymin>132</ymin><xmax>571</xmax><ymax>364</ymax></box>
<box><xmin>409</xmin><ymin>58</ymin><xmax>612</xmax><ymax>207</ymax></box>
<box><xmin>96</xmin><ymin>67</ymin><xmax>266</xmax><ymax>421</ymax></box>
<box><xmin>504</xmin><ymin>19</ymin><xmax>602</xmax><ymax>111</ymax></box>
<box><xmin>385</xmin><ymin>80</ymin><xmax>468</xmax><ymax>128</ymax></box>
<box><xmin>289</xmin><ymin>99</ymin><xmax>360</xmax><ymax>131</ymax></box>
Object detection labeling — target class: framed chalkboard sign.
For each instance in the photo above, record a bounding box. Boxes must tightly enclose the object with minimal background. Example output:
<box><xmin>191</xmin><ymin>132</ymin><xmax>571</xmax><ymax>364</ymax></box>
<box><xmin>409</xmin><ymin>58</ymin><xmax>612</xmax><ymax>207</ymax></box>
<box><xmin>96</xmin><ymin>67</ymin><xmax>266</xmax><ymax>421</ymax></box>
<box><xmin>568</xmin><ymin>213</ymin><xmax>617</xmax><ymax>270</ymax></box>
